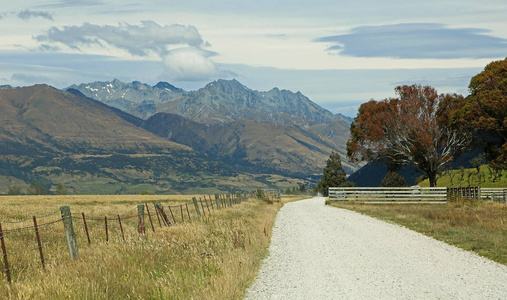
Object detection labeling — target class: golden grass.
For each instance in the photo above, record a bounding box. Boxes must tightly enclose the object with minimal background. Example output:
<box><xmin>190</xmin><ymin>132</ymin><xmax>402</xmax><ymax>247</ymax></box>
<box><xmin>0</xmin><ymin>194</ymin><xmax>283</xmax><ymax>299</ymax></box>
<box><xmin>327</xmin><ymin>200</ymin><xmax>507</xmax><ymax>265</ymax></box>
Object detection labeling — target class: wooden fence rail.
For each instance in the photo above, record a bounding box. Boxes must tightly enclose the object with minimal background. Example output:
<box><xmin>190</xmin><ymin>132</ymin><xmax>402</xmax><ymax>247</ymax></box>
<box><xmin>329</xmin><ymin>186</ymin><xmax>507</xmax><ymax>203</ymax></box>
<box><xmin>480</xmin><ymin>188</ymin><xmax>507</xmax><ymax>203</ymax></box>
<box><xmin>328</xmin><ymin>187</ymin><xmax>448</xmax><ymax>203</ymax></box>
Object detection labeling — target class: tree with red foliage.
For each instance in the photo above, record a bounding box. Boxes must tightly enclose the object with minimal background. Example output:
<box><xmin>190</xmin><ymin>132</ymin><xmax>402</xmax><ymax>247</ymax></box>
<box><xmin>453</xmin><ymin>58</ymin><xmax>507</xmax><ymax>169</ymax></box>
<box><xmin>347</xmin><ymin>84</ymin><xmax>471</xmax><ymax>187</ymax></box>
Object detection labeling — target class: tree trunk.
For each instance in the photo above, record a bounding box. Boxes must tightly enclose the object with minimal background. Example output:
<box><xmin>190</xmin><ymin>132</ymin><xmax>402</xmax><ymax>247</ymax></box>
<box><xmin>428</xmin><ymin>172</ymin><xmax>437</xmax><ymax>187</ymax></box>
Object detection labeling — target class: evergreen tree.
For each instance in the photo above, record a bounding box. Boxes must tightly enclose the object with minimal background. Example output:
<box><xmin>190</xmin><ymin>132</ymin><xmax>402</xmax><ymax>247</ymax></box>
<box><xmin>381</xmin><ymin>171</ymin><xmax>406</xmax><ymax>187</ymax></box>
<box><xmin>27</xmin><ymin>182</ymin><xmax>47</xmax><ymax>195</ymax></box>
<box><xmin>315</xmin><ymin>151</ymin><xmax>353</xmax><ymax>196</ymax></box>
<box><xmin>7</xmin><ymin>185</ymin><xmax>22</xmax><ymax>195</ymax></box>
<box><xmin>56</xmin><ymin>183</ymin><xmax>68</xmax><ymax>195</ymax></box>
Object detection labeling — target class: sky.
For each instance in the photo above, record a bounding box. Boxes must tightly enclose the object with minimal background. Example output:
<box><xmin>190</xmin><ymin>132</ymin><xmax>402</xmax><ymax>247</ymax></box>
<box><xmin>1</xmin><ymin>1</ymin><xmax>506</xmax><ymax>117</ymax></box>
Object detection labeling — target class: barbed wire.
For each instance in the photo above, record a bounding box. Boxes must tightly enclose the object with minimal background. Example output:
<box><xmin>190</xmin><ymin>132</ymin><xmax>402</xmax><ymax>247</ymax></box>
<box><xmin>0</xmin><ymin>208</ymin><xmax>62</xmax><ymax>224</ymax></box>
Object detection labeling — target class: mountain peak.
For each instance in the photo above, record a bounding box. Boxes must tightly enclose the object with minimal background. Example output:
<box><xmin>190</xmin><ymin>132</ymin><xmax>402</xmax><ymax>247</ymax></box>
<box><xmin>154</xmin><ymin>81</ymin><xmax>181</xmax><ymax>91</ymax></box>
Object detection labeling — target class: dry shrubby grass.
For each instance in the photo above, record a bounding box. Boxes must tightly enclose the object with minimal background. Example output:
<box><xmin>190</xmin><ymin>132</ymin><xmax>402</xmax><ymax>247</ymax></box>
<box><xmin>328</xmin><ymin>200</ymin><xmax>507</xmax><ymax>265</ymax></box>
<box><xmin>0</xmin><ymin>194</ymin><xmax>285</xmax><ymax>299</ymax></box>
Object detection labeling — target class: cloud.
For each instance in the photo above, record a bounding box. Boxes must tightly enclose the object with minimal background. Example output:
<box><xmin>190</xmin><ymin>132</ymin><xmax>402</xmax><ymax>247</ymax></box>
<box><xmin>315</xmin><ymin>23</ymin><xmax>507</xmax><ymax>59</ymax></box>
<box><xmin>35</xmin><ymin>21</ymin><xmax>205</xmax><ymax>56</ymax></box>
<box><xmin>266</xmin><ymin>34</ymin><xmax>289</xmax><ymax>40</ymax></box>
<box><xmin>11</xmin><ymin>73</ymin><xmax>53</xmax><ymax>84</ymax></box>
<box><xmin>162</xmin><ymin>47</ymin><xmax>220</xmax><ymax>81</ymax></box>
<box><xmin>17</xmin><ymin>9</ymin><xmax>54</xmax><ymax>21</ymax></box>
<box><xmin>39</xmin><ymin>44</ymin><xmax>61</xmax><ymax>52</ymax></box>
<box><xmin>36</xmin><ymin>0</ymin><xmax>104</xmax><ymax>9</ymax></box>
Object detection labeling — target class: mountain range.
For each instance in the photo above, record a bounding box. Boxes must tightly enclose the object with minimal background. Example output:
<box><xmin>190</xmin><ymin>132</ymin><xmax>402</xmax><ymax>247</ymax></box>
<box><xmin>0</xmin><ymin>79</ymin><xmax>358</xmax><ymax>194</ymax></box>
<box><xmin>68</xmin><ymin>79</ymin><xmax>352</xmax><ymax>126</ymax></box>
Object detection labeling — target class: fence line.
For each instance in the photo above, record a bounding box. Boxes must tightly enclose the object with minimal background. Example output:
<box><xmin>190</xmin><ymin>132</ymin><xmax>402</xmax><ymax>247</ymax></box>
<box><xmin>329</xmin><ymin>186</ymin><xmax>507</xmax><ymax>203</ymax></box>
<box><xmin>329</xmin><ymin>187</ymin><xmax>448</xmax><ymax>203</ymax></box>
<box><xmin>481</xmin><ymin>188</ymin><xmax>507</xmax><ymax>203</ymax></box>
<box><xmin>0</xmin><ymin>192</ymin><xmax>253</xmax><ymax>283</ymax></box>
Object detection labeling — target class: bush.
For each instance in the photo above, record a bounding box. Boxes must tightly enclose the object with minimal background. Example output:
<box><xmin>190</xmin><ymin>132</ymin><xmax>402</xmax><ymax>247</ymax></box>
<box><xmin>381</xmin><ymin>171</ymin><xmax>406</xmax><ymax>187</ymax></box>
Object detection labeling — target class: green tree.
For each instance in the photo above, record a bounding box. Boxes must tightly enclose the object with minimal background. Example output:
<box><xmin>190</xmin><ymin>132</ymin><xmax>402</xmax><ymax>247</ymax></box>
<box><xmin>315</xmin><ymin>151</ymin><xmax>353</xmax><ymax>196</ymax></box>
<box><xmin>7</xmin><ymin>185</ymin><xmax>22</xmax><ymax>195</ymax></box>
<box><xmin>381</xmin><ymin>171</ymin><xmax>406</xmax><ymax>187</ymax></box>
<box><xmin>347</xmin><ymin>84</ymin><xmax>472</xmax><ymax>187</ymax></box>
<box><xmin>56</xmin><ymin>183</ymin><xmax>68</xmax><ymax>195</ymax></box>
<box><xmin>27</xmin><ymin>182</ymin><xmax>47</xmax><ymax>195</ymax></box>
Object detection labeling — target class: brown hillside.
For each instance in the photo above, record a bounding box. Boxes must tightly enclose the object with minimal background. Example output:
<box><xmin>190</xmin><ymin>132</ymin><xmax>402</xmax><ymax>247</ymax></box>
<box><xmin>0</xmin><ymin>85</ymin><xmax>189</xmax><ymax>153</ymax></box>
<box><xmin>142</xmin><ymin>113</ymin><xmax>349</xmax><ymax>176</ymax></box>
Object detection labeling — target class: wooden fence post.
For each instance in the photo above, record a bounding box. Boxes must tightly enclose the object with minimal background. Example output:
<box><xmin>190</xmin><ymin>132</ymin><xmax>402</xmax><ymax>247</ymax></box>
<box><xmin>60</xmin><ymin>206</ymin><xmax>79</xmax><ymax>260</ymax></box>
<box><xmin>33</xmin><ymin>216</ymin><xmax>45</xmax><ymax>269</ymax></box>
<box><xmin>155</xmin><ymin>203</ymin><xmax>172</xmax><ymax>226</ymax></box>
<box><xmin>192</xmin><ymin>197</ymin><xmax>201</xmax><ymax>219</ymax></box>
<box><xmin>137</xmin><ymin>204</ymin><xmax>145</xmax><ymax>234</ymax></box>
<box><xmin>227</xmin><ymin>194</ymin><xmax>232</xmax><ymax>207</ymax></box>
<box><xmin>0</xmin><ymin>222</ymin><xmax>12</xmax><ymax>283</ymax></box>
<box><xmin>215</xmin><ymin>193</ymin><xmax>221</xmax><ymax>210</ymax></box>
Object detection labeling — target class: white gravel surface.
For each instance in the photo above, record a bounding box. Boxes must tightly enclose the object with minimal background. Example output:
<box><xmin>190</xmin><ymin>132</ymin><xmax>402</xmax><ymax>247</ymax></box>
<box><xmin>245</xmin><ymin>197</ymin><xmax>507</xmax><ymax>299</ymax></box>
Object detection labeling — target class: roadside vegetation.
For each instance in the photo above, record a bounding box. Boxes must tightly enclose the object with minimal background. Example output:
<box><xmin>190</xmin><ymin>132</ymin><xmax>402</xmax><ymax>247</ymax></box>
<box><xmin>327</xmin><ymin>200</ymin><xmax>506</xmax><ymax>265</ymax></box>
<box><xmin>0</xmin><ymin>194</ymin><xmax>301</xmax><ymax>299</ymax></box>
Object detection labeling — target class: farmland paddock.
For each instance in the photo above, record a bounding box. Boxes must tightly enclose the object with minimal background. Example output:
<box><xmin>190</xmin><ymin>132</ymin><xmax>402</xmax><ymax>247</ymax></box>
<box><xmin>0</xmin><ymin>192</ymin><xmax>250</xmax><ymax>283</ymax></box>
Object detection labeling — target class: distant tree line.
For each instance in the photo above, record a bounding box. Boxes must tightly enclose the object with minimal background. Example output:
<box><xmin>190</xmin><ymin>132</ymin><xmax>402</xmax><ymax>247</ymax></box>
<box><xmin>7</xmin><ymin>182</ymin><xmax>67</xmax><ymax>195</ymax></box>
<box><xmin>285</xmin><ymin>184</ymin><xmax>307</xmax><ymax>195</ymax></box>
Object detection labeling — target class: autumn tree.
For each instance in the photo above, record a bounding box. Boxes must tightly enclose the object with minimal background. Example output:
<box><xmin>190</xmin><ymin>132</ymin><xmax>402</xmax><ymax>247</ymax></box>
<box><xmin>315</xmin><ymin>151</ymin><xmax>353</xmax><ymax>196</ymax></box>
<box><xmin>347</xmin><ymin>84</ymin><xmax>472</xmax><ymax>187</ymax></box>
<box><xmin>453</xmin><ymin>58</ymin><xmax>507</xmax><ymax>168</ymax></box>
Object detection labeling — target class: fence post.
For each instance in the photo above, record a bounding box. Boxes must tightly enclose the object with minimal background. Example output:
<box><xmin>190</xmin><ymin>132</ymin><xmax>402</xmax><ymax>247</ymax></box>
<box><xmin>137</xmin><ymin>205</ymin><xmax>145</xmax><ymax>234</ymax></box>
<box><xmin>227</xmin><ymin>194</ymin><xmax>232</xmax><ymax>207</ymax></box>
<box><xmin>0</xmin><ymin>222</ymin><xmax>12</xmax><ymax>283</ymax></box>
<box><xmin>155</xmin><ymin>203</ymin><xmax>172</xmax><ymax>226</ymax></box>
<box><xmin>192</xmin><ymin>197</ymin><xmax>201</xmax><ymax>219</ymax></box>
<box><xmin>215</xmin><ymin>193</ymin><xmax>221</xmax><ymax>210</ymax></box>
<box><xmin>145</xmin><ymin>204</ymin><xmax>155</xmax><ymax>232</ymax></box>
<box><xmin>60</xmin><ymin>206</ymin><xmax>79</xmax><ymax>260</ymax></box>
<box><xmin>33</xmin><ymin>216</ymin><xmax>45</xmax><ymax>269</ymax></box>
<box><xmin>81</xmin><ymin>213</ymin><xmax>91</xmax><ymax>245</ymax></box>
<box><xmin>118</xmin><ymin>215</ymin><xmax>125</xmax><ymax>241</ymax></box>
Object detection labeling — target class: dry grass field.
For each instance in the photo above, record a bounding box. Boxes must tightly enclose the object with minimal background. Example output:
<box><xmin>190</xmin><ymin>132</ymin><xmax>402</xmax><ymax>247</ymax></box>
<box><xmin>327</xmin><ymin>199</ymin><xmax>507</xmax><ymax>265</ymax></box>
<box><xmin>0</xmin><ymin>194</ymin><xmax>300</xmax><ymax>299</ymax></box>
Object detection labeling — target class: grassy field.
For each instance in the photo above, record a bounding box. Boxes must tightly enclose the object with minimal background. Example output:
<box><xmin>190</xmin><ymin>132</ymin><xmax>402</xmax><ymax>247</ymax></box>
<box><xmin>419</xmin><ymin>165</ymin><xmax>507</xmax><ymax>187</ymax></box>
<box><xmin>327</xmin><ymin>199</ymin><xmax>507</xmax><ymax>265</ymax></box>
<box><xmin>0</xmin><ymin>194</ymin><xmax>302</xmax><ymax>299</ymax></box>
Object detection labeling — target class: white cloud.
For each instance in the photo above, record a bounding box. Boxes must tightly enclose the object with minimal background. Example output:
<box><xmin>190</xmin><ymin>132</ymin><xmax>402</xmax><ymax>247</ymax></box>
<box><xmin>162</xmin><ymin>47</ymin><xmax>219</xmax><ymax>81</ymax></box>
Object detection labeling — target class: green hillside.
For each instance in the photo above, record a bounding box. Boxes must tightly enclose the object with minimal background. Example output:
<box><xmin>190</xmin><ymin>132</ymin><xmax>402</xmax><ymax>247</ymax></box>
<box><xmin>419</xmin><ymin>165</ymin><xmax>507</xmax><ymax>188</ymax></box>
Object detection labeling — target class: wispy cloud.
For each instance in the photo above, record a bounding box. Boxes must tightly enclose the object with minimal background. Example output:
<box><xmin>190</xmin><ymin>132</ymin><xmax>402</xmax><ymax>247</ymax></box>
<box><xmin>315</xmin><ymin>23</ymin><xmax>507</xmax><ymax>59</ymax></box>
<box><xmin>36</xmin><ymin>0</ymin><xmax>104</xmax><ymax>9</ymax></box>
<box><xmin>17</xmin><ymin>9</ymin><xmax>54</xmax><ymax>21</ymax></box>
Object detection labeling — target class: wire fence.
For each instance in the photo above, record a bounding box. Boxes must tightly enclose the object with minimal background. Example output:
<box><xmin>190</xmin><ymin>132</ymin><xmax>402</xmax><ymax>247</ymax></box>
<box><xmin>0</xmin><ymin>192</ymin><xmax>250</xmax><ymax>283</ymax></box>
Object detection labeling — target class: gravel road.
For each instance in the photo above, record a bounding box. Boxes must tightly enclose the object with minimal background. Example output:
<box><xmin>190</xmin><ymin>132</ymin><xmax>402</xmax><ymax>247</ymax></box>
<box><xmin>245</xmin><ymin>197</ymin><xmax>507</xmax><ymax>299</ymax></box>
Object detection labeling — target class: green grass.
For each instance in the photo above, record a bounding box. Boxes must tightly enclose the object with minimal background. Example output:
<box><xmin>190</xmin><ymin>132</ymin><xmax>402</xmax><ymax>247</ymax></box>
<box><xmin>327</xmin><ymin>200</ymin><xmax>507</xmax><ymax>265</ymax></box>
